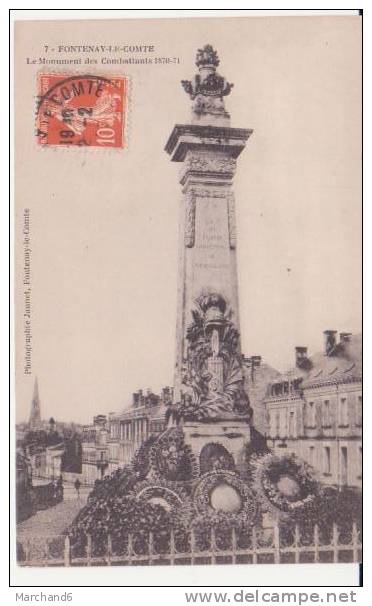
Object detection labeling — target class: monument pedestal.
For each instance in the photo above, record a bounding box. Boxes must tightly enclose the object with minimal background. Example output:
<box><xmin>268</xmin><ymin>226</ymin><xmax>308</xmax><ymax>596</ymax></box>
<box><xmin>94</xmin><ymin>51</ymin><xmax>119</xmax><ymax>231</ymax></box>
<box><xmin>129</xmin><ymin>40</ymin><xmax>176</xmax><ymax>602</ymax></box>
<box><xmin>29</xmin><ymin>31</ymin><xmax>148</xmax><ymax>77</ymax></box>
<box><xmin>183</xmin><ymin>420</ymin><xmax>251</xmax><ymax>475</ymax></box>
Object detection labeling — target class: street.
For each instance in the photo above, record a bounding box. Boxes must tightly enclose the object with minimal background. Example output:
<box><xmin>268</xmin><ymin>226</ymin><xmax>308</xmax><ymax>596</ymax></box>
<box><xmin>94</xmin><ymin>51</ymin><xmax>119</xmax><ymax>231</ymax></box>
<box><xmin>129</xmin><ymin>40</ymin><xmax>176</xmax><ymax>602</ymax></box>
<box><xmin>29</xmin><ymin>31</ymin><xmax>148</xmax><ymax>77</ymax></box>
<box><xmin>17</xmin><ymin>490</ymin><xmax>89</xmax><ymax>542</ymax></box>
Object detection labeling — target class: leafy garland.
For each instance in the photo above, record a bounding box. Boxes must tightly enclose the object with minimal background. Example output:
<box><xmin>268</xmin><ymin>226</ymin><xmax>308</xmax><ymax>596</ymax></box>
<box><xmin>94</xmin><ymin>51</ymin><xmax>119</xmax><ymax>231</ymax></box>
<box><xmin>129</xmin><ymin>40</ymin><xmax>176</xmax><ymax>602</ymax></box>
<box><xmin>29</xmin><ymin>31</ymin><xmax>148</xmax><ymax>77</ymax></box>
<box><xmin>252</xmin><ymin>453</ymin><xmax>319</xmax><ymax>520</ymax></box>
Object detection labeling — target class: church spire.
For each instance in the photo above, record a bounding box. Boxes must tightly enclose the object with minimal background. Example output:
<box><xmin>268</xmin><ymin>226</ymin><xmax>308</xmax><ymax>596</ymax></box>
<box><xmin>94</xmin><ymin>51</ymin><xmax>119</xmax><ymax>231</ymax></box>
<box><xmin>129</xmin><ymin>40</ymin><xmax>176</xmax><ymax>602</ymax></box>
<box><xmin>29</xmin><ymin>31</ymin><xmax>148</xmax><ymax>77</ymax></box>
<box><xmin>29</xmin><ymin>376</ymin><xmax>42</xmax><ymax>429</ymax></box>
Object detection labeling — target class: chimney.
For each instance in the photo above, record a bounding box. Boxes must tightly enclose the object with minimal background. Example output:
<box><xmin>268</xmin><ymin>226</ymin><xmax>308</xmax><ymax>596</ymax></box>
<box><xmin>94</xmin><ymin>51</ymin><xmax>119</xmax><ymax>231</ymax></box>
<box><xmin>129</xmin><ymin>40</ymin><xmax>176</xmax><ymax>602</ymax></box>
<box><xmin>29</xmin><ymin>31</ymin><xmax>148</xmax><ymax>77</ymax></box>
<box><xmin>251</xmin><ymin>355</ymin><xmax>262</xmax><ymax>367</ymax></box>
<box><xmin>295</xmin><ymin>346</ymin><xmax>308</xmax><ymax>368</ymax></box>
<box><xmin>340</xmin><ymin>332</ymin><xmax>352</xmax><ymax>344</ymax></box>
<box><xmin>93</xmin><ymin>415</ymin><xmax>106</xmax><ymax>427</ymax></box>
<box><xmin>323</xmin><ymin>330</ymin><xmax>337</xmax><ymax>356</ymax></box>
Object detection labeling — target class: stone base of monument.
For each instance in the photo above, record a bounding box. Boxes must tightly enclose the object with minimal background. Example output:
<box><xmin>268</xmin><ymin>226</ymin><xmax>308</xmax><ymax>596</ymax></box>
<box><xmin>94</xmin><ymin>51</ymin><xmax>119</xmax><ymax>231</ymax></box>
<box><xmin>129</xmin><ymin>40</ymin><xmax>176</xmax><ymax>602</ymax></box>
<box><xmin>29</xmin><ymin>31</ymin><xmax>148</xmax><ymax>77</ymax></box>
<box><xmin>182</xmin><ymin>420</ymin><xmax>251</xmax><ymax>476</ymax></box>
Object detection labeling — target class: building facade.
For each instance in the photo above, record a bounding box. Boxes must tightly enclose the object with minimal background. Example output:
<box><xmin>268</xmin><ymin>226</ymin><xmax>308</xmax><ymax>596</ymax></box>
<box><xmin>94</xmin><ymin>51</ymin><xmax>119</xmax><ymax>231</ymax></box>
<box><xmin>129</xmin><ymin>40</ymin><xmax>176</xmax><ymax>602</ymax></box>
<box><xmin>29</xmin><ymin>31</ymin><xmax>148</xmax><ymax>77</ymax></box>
<box><xmin>45</xmin><ymin>443</ymin><xmax>64</xmax><ymax>479</ymax></box>
<box><xmin>243</xmin><ymin>355</ymin><xmax>281</xmax><ymax>435</ymax></box>
<box><xmin>81</xmin><ymin>389</ymin><xmax>170</xmax><ymax>484</ymax></box>
<box><xmin>265</xmin><ymin>331</ymin><xmax>362</xmax><ymax>489</ymax></box>
<box><xmin>107</xmin><ymin>387</ymin><xmax>170</xmax><ymax>473</ymax></box>
<box><xmin>24</xmin><ymin>441</ymin><xmax>47</xmax><ymax>480</ymax></box>
<box><xmin>81</xmin><ymin>415</ymin><xmax>110</xmax><ymax>485</ymax></box>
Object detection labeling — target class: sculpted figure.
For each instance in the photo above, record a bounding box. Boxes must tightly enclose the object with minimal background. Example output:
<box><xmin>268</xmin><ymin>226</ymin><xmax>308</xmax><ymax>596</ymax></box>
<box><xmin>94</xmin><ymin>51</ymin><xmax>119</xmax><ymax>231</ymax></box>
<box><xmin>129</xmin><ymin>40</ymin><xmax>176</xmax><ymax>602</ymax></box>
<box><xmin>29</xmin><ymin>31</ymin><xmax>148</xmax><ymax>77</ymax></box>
<box><xmin>178</xmin><ymin>293</ymin><xmax>252</xmax><ymax>422</ymax></box>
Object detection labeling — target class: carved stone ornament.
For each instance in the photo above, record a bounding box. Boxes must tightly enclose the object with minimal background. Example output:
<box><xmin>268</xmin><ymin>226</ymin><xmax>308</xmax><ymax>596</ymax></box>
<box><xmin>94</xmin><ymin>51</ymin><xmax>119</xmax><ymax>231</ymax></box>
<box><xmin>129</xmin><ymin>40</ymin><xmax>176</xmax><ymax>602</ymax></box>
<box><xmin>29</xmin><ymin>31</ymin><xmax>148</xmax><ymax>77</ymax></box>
<box><xmin>181</xmin><ymin>71</ymin><xmax>234</xmax><ymax>100</ymax></box>
<box><xmin>182</xmin><ymin>186</ymin><xmax>227</xmax><ymax>199</ymax></box>
<box><xmin>195</xmin><ymin>45</ymin><xmax>220</xmax><ymax>68</ymax></box>
<box><xmin>184</xmin><ymin>192</ymin><xmax>196</xmax><ymax>248</ymax></box>
<box><xmin>227</xmin><ymin>194</ymin><xmax>237</xmax><ymax>249</ymax></box>
<box><xmin>178</xmin><ymin>293</ymin><xmax>252</xmax><ymax>422</ymax></box>
<box><xmin>183</xmin><ymin>186</ymin><xmax>235</xmax><ymax>249</ymax></box>
<box><xmin>181</xmin><ymin>45</ymin><xmax>233</xmax><ymax>119</ymax></box>
<box><xmin>182</xmin><ymin>153</ymin><xmax>236</xmax><ymax>176</ymax></box>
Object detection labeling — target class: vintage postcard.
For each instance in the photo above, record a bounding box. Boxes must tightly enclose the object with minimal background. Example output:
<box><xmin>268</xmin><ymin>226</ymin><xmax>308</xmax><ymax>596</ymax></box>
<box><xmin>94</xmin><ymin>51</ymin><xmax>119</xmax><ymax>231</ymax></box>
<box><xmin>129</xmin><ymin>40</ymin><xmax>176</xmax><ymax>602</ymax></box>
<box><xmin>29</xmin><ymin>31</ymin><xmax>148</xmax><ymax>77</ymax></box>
<box><xmin>13</xmin><ymin>14</ymin><xmax>362</xmax><ymax>579</ymax></box>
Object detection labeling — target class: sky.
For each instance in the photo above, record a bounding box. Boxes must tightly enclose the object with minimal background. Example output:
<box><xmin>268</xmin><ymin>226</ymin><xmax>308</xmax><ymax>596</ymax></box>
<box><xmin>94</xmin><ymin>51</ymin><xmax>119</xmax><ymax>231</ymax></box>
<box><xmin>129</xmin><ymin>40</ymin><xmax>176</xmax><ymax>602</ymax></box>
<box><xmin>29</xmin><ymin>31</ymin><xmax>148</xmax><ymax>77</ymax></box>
<box><xmin>15</xmin><ymin>15</ymin><xmax>361</xmax><ymax>423</ymax></box>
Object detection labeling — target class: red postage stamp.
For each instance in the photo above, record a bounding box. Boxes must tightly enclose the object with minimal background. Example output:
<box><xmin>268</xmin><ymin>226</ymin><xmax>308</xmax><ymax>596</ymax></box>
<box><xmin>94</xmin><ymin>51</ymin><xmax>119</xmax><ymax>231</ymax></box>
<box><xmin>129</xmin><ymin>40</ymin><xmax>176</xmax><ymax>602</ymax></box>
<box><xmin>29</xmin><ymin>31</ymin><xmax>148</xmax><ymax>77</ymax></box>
<box><xmin>36</xmin><ymin>74</ymin><xmax>127</xmax><ymax>148</ymax></box>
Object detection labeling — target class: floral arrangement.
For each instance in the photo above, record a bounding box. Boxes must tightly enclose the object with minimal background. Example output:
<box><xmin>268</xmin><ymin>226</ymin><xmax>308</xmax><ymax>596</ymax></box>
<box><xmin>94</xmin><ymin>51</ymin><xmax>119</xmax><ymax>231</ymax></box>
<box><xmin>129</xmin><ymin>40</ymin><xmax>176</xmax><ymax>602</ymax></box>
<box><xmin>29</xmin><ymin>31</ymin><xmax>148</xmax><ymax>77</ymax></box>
<box><xmin>132</xmin><ymin>435</ymin><xmax>157</xmax><ymax>479</ymax></box>
<box><xmin>130</xmin><ymin>478</ymin><xmax>194</xmax><ymax>527</ymax></box>
<box><xmin>150</xmin><ymin>427</ymin><xmax>198</xmax><ymax>482</ymax></box>
<box><xmin>252</xmin><ymin>453</ymin><xmax>319</xmax><ymax>520</ymax></box>
<box><xmin>68</xmin><ymin>492</ymin><xmax>173</xmax><ymax>555</ymax></box>
<box><xmin>90</xmin><ymin>434</ymin><xmax>160</xmax><ymax>498</ymax></box>
<box><xmin>66</xmin><ymin>401</ymin><xmax>348</xmax><ymax>562</ymax></box>
<box><xmin>193</xmin><ymin>470</ymin><xmax>258</xmax><ymax>526</ymax></box>
<box><xmin>87</xmin><ymin>465</ymin><xmax>136</xmax><ymax>503</ymax></box>
<box><xmin>281</xmin><ymin>485</ymin><xmax>362</xmax><ymax>546</ymax></box>
<box><xmin>68</xmin><ymin>432</ymin><xmax>197</xmax><ymax>556</ymax></box>
<box><xmin>191</xmin><ymin>507</ymin><xmax>264</xmax><ymax>552</ymax></box>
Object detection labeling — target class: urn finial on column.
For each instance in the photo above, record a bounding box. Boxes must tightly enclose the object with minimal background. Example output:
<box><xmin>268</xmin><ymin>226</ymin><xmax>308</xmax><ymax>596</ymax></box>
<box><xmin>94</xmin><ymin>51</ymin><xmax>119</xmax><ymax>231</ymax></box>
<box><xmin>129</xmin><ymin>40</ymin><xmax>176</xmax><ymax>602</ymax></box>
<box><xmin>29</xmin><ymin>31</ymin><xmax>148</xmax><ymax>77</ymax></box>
<box><xmin>181</xmin><ymin>45</ymin><xmax>234</xmax><ymax>126</ymax></box>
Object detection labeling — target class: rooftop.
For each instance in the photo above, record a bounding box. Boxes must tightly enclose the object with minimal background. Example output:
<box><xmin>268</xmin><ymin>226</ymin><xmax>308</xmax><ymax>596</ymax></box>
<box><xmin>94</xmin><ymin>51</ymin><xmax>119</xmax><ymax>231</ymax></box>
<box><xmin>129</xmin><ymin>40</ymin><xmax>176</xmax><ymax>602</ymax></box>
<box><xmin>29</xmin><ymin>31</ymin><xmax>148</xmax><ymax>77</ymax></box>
<box><xmin>302</xmin><ymin>333</ymin><xmax>361</xmax><ymax>388</ymax></box>
<box><xmin>266</xmin><ymin>332</ymin><xmax>361</xmax><ymax>397</ymax></box>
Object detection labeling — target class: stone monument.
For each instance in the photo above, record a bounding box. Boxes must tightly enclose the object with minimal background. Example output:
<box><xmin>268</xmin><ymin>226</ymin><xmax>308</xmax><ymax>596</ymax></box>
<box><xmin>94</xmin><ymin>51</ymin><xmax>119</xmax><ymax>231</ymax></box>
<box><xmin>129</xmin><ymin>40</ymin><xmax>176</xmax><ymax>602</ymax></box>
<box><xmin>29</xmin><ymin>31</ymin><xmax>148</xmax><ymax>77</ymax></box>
<box><xmin>165</xmin><ymin>45</ymin><xmax>253</xmax><ymax>470</ymax></box>
<box><xmin>67</xmin><ymin>48</ymin><xmax>321</xmax><ymax>548</ymax></box>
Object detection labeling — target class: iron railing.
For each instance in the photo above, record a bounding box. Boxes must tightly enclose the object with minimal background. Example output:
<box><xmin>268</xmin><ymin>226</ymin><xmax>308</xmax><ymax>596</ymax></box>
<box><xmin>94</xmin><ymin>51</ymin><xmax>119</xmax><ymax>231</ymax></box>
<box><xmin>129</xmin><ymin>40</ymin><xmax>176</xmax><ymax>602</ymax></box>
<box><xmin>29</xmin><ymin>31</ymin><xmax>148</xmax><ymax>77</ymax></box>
<box><xmin>17</xmin><ymin>522</ymin><xmax>361</xmax><ymax>567</ymax></box>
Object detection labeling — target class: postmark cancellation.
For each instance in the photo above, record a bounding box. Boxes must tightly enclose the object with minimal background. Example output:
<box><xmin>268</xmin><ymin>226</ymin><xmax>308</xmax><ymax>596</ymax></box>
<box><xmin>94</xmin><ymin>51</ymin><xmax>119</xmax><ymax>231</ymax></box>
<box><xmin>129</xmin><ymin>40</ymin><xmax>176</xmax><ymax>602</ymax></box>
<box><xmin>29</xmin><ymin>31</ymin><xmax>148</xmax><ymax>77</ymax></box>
<box><xmin>36</xmin><ymin>74</ymin><xmax>128</xmax><ymax>148</ymax></box>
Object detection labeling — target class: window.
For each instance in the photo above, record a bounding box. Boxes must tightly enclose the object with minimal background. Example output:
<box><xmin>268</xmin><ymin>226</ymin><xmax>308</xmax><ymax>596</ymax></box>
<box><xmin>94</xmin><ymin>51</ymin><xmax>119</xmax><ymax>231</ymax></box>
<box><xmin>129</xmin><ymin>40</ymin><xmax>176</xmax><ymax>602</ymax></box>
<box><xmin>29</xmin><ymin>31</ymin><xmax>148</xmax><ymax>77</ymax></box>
<box><xmin>288</xmin><ymin>411</ymin><xmax>295</xmax><ymax>437</ymax></box>
<box><xmin>309</xmin><ymin>446</ymin><xmax>315</xmax><ymax>466</ymax></box>
<box><xmin>356</xmin><ymin>396</ymin><xmax>362</xmax><ymax>426</ymax></box>
<box><xmin>280</xmin><ymin>410</ymin><xmax>286</xmax><ymax>438</ymax></box>
<box><xmin>339</xmin><ymin>397</ymin><xmax>348</xmax><ymax>426</ymax></box>
<box><xmin>275</xmin><ymin>412</ymin><xmax>280</xmax><ymax>438</ymax></box>
<box><xmin>340</xmin><ymin>447</ymin><xmax>348</xmax><ymax>485</ymax></box>
<box><xmin>323</xmin><ymin>446</ymin><xmax>331</xmax><ymax>475</ymax></box>
<box><xmin>268</xmin><ymin>413</ymin><xmax>272</xmax><ymax>437</ymax></box>
<box><xmin>322</xmin><ymin>400</ymin><xmax>331</xmax><ymax>426</ymax></box>
<box><xmin>307</xmin><ymin>402</ymin><xmax>316</xmax><ymax>427</ymax></box>
<box><xmin>269</xmin><ymin>412</ymin><xmax>276</xmax><ymax>437</ymax></box>
<box><xmin>358</xmin><ymin>446</ymin><xmax>362</xmax><ymax>478</ymax></box>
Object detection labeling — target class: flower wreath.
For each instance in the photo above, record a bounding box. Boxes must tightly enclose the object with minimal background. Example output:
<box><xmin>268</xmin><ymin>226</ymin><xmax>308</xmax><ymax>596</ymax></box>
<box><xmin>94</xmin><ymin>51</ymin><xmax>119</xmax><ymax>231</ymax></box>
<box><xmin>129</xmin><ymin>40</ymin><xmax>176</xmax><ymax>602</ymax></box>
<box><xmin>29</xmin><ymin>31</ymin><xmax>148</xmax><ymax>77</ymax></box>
<box><xmin>130</xmin><ymin>478</ymin><xmax>194</xmax><ymax>527</ymax></box>
<box><xmin>150</xmin><ymin>427</ymin><xmax>198</xmax><ymax>482</ymax></box>
<box><xmin>252</xmin><ymin>453</ymin><xmax>319</xmax><ymax>520</ymax></box>
<box><xmin>132</xmin><ymin>435</ymin><xmax>157</xmax><ymax>479</ymax></box>
<box><xmin>192</xmin><ymin>470</ymin><xmax>258</xmax><ymax>526</ymax></box>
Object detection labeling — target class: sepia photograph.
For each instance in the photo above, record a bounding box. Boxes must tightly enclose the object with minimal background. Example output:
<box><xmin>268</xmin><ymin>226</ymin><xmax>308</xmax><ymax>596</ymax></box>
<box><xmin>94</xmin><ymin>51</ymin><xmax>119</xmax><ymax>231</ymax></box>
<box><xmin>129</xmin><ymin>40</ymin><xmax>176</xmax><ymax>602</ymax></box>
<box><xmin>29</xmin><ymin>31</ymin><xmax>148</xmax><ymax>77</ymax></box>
<box><xmin>13</xmin><ymin>13</ymin><xmax>362</xmax><ymax>578</ymax></box>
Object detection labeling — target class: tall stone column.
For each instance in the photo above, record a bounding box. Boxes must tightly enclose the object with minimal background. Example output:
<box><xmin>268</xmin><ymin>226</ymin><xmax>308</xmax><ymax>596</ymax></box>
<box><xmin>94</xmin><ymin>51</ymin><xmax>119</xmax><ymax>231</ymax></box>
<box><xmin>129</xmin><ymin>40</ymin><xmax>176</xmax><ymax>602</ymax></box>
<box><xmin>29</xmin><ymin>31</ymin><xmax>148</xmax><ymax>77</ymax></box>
<box><xmin>165</xmin><ymin>46</ymin><xmax>253</xmax><ymax>440</ymax></box>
